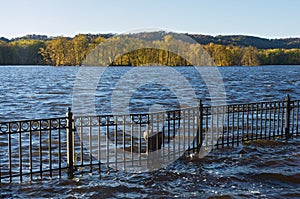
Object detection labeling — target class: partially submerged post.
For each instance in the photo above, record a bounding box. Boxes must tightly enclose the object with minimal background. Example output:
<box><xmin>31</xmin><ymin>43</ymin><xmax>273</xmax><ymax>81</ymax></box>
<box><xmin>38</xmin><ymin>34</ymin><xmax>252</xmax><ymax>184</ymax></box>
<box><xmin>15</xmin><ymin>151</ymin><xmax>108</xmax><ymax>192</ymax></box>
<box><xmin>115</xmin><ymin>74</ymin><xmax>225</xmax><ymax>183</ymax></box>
<box><xmin>197</xmin><ymin>100</ymin><xmax>203</xmax><ymax>153</ymax></box>
<box><xmin>144</xmin><ymin>126</ymin><xmax>163</xmax><ymax>153</ymax></box>
<box><xmin>66</xmin><ymin>107</ymin><xmax>74</xmax><ymax>178</ymax></box>
<box><xmin>285</xmin><ymin>95</ymin><xmax>291</xmax><ymax>139</ymax></box>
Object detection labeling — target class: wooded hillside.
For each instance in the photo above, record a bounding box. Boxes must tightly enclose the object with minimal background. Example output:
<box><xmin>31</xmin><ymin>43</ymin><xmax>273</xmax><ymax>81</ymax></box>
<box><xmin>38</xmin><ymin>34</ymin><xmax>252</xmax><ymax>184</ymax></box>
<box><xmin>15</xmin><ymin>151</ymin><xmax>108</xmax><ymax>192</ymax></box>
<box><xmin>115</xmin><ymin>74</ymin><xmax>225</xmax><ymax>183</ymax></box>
<box><xmin>1</xmin><ymin>33</ymin><xmax>300</xmax><ymax>66</ymax></box>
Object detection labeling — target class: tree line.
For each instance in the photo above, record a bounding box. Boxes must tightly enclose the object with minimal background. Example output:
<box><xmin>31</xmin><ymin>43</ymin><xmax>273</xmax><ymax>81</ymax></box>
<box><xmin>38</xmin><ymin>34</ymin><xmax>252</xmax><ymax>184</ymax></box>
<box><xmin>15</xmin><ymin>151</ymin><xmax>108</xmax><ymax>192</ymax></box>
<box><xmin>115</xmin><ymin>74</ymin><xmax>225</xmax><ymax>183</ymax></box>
<box><xmin>1</xmin><ymin>33</ymin><xmax>300</xmax><ymax>66</ymax></box>
<box><xmin>188</xmin><ymin>34</ymin><xmax>300</xmax><ymax>49</ymax></box>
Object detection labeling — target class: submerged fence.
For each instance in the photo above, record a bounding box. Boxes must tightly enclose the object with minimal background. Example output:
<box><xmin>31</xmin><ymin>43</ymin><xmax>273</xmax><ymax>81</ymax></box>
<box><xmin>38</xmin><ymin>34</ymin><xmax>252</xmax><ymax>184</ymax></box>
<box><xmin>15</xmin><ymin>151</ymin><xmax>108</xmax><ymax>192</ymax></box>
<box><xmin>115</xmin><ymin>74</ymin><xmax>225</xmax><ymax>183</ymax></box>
<box><xmin>0</xmin><ymin>95</ymin><xmax>299</xmax><ymax>183</ymax></box>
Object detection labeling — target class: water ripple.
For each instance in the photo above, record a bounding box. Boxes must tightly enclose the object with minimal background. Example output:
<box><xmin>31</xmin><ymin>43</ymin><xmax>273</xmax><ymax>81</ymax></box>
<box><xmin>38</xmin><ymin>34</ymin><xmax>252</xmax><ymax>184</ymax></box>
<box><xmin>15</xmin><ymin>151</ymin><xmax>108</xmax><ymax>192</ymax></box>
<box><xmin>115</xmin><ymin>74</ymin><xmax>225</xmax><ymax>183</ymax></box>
<box><xmin>0</xmin><ymin>66</ymin><xmax>300</xmax><ymax>198</ymax></box>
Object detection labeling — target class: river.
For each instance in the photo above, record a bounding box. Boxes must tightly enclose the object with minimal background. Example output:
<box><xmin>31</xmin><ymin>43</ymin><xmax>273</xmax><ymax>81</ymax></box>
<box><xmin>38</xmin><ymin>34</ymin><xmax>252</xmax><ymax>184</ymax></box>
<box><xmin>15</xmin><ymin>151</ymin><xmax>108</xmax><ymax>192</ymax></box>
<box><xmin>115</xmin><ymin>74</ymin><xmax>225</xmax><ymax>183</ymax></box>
<box><xmin>0</xmin><ymin>65</ymin><xmax>299</xmax><ymax>198</ymax></box>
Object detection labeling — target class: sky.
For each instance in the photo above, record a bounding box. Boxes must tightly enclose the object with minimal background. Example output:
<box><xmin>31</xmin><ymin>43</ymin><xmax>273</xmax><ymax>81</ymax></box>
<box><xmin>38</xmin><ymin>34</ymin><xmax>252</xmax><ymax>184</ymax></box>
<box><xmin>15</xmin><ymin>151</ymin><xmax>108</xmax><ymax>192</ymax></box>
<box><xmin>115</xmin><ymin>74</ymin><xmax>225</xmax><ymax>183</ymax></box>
<box><xmin>1</xmin><ymin>0</ymin><xmax>300</xmax><ymax>39</ymax></box>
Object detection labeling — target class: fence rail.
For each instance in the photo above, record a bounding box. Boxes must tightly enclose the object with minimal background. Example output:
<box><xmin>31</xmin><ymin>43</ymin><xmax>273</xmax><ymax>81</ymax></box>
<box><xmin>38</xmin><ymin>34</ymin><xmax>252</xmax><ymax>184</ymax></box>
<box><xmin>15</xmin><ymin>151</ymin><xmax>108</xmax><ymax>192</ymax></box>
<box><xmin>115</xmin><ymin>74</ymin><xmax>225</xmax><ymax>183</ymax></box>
<box><xmin>0</xmin><ymin>95</ymin><xmax>299</xmax><ymax>183</ymax></box>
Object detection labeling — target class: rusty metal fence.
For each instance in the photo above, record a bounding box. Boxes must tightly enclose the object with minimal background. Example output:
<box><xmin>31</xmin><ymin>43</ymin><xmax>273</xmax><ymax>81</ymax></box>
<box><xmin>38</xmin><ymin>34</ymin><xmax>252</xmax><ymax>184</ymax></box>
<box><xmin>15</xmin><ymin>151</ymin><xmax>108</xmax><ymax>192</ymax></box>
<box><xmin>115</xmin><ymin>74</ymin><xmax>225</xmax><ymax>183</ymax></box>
<box><xmin>0</xmin><ymin>95</ymin><xmax>299</xmax><ymax>182</ymax></box>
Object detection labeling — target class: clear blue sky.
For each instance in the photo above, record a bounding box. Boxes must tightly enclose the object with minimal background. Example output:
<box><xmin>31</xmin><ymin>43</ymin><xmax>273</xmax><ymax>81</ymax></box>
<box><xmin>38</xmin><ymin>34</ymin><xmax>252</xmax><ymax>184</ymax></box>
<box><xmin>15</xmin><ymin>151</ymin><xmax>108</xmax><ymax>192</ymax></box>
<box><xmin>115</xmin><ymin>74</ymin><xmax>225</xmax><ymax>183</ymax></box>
<box><xmin>1</xmin><ymin>0</ymin><xmax>300</xmax><ymax>39</ymax></box>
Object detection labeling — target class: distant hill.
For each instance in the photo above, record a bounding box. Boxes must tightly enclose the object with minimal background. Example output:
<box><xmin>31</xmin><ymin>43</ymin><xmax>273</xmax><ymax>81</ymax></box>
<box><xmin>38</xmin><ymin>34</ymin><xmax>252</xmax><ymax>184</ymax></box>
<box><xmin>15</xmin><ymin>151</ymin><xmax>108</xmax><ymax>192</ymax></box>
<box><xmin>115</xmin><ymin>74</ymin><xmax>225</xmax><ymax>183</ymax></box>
<box><xmin>8</xmin><ymin>33</ymin><xmax>116</xmax><ymax>42</ymax></box>
<box><xmin>10</xmin><ymin>34</ymin><xmax>50</xmax><ymax>41</ymax></box>
<box><xmin>187</xmin><ymin>34</ymin><xmax>300</xmax><ymax>49</ymax></box>
<box><xmin>0</xmin><ymin>37</ymin><xmax>9</xmax><ymax>43</ymax></box>
<box><xmin>1</xmin><ymin>33</ymin><xmax>300</xmax><ymax>49</ymax></box>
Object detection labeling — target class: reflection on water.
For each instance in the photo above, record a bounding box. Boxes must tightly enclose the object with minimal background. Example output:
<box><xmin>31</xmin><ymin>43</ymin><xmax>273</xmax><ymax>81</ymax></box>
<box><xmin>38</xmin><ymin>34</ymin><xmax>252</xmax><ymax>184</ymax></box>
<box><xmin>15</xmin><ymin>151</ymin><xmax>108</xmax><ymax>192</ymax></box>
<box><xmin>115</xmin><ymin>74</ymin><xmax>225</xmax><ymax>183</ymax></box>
<box><xmin>0</xmin><ymin>65</ymin><xmax>300</xmax><ymax>198</ymax></box>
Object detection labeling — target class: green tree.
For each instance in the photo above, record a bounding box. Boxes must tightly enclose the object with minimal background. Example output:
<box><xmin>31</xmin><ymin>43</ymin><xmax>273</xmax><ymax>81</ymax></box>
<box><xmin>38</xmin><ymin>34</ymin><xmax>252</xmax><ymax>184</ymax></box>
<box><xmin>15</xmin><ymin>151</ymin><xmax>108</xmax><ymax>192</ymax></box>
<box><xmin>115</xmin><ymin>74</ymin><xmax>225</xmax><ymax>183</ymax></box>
<box><xmin>5</xmin><ymin>40</ymin><xmax>46</xmax><ymax>65</ymax></box>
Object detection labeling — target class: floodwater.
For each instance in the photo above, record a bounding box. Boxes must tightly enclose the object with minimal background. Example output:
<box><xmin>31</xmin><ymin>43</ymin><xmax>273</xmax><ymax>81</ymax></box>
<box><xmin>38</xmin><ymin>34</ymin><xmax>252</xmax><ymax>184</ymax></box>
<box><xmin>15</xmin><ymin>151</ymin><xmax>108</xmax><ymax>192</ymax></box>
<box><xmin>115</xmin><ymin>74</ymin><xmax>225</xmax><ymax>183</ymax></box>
<box><xmin>0</xmin><ymin>65</ymin><xmax>300</xmax><ymax>198</ymax></box>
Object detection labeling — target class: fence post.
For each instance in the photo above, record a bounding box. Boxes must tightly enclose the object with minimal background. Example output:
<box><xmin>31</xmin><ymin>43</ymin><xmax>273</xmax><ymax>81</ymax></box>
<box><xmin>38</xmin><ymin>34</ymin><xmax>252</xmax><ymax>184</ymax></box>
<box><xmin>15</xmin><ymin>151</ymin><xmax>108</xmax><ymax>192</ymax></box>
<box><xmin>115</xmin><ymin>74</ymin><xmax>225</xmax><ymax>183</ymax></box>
<box><xmin>66</xmin><ymin>107</ymin><xmax>74</xmax><ymax>178</ymax></box>
<box><xmin>197</xmin><ymin>100</ymin><xmax>203</xmax><ymax>153</ymax></box>
<box><xmin>285</xmin><ymin>95</ymin><xmax>291</xmax><ymax>139</ymax></box>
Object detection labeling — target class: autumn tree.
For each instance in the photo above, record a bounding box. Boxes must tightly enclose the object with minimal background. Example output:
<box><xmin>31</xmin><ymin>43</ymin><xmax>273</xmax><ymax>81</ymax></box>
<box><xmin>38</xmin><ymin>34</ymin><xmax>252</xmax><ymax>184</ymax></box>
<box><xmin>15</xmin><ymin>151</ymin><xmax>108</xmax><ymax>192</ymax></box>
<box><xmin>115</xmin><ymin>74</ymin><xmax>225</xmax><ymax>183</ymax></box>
<box><xmin>241</xmin><ymin>46</ymin><xmax>260</xmax><ymax>66</ymax></box>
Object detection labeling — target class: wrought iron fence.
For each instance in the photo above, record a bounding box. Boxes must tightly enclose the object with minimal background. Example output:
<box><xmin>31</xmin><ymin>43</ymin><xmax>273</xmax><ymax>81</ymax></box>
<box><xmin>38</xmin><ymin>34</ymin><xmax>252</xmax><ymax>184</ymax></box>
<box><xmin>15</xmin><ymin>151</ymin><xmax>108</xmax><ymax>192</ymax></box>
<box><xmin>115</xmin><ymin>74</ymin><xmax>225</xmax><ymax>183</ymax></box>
<box><xmin>0</xmin><ymin>95</ymin><xmax>299</xmax><ymax>182</ymax></box>
<box><xmin>202</xmin><ymin>95</ymin><xmax>299</xmax><ymax>151</ymax></box>
<box><xmin>0</xmin><ymin>117</ymin><xmax>68</xmax><ymax>183</ymax></box>
<box><xmin>72</xmin><ymin>107</ymin><xmax>198</xmax><ymax>174</ymax></box>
